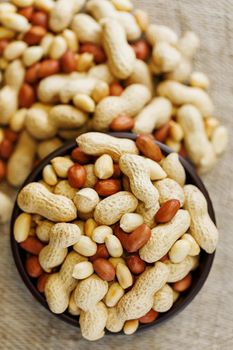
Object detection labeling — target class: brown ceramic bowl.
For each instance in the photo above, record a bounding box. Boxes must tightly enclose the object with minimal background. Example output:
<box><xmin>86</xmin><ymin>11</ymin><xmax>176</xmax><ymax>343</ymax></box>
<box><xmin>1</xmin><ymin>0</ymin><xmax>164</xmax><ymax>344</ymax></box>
<box><xmin>10</xmin><ymin>132</ymin><xmax>216</xmax><ymax>333</ymax></box>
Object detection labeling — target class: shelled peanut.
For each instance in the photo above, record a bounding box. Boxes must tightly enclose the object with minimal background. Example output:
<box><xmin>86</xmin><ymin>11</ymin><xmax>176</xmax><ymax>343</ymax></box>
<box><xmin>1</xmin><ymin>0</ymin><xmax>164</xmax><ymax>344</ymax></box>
<box><xmin>0</xmin><ymin>0</ymin><xmax>228</xmax><ymax>194</ymax></box>
<box><xmin>14</xmin><ymin>132</ymin><xmax>219</xmax><ymax>341</ymax></box>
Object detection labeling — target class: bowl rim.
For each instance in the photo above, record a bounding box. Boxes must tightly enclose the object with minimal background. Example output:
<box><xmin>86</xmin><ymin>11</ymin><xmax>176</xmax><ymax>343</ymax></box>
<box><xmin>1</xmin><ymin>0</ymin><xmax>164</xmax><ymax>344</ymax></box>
<box><xmin>10</xmin><ymin>132</ymin><xmax>216</xmax><ymax>333</ymax></box>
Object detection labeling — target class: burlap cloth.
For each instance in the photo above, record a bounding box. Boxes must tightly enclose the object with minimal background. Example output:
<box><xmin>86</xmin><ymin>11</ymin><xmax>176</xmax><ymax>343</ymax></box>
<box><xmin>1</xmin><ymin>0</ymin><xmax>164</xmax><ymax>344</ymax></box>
<box><xmin>0</xmin><ymin>1</ymin><xmax>233</xmax><ymax>349</ymax></box>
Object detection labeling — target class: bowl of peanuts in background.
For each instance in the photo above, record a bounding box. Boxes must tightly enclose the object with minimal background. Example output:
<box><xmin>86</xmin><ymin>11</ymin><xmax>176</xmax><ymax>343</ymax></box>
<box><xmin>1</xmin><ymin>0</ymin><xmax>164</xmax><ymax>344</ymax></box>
<box><xmin>11</xmin><ymin>132</ymin><xmax>218</xmax><ymax>341</ymax></box>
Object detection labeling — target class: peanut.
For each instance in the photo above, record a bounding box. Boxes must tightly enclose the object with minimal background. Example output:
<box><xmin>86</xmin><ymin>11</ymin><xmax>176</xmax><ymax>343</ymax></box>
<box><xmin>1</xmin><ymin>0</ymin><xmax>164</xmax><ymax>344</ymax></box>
<box><xmin>139</xmin><ymin>309</ymin><xmax>158</xmax><ymax>324</ymax></box>
<box><xmin>72</xmin><ymin>261</ymin><xmax>94</xmax><ymax>280</ymax></box>
<box><xmin>139</xmin><ymin>210</ymin><xmax>190</xmax><ymax>263</ymax></box>
<box><xmin>73</xmin><ymin>235</ymin><xmax>97</xmax><ymax>257</ymax></box>
<box><xmin>77</xmin><ymin>132</ymin><xmax>139</xmax><ymax>161</ymax></box>
<box><xmin>116</xmin><ymin>263</ymin><xmax>133</xmax><ymax>289</ymax></box>
<box><xmin>120</xmin><ymin>213</ymin><xmax>144</xmax><ymax>233</ymax></box>
<box><xmin>0</xmin><ymin>191</ymin><xmax>13</xmax><ymax>223</ymax></box>
<box><xmin>26</xmin><ymin>255</ymin><xmax>43</xmax><ymax>278</ymax></box>
<box><xmin>93</xmin><ymin>258</ymin><xmax>115</xmax><ymax>281</ymax></box>
<box><xmin>105</xmin><ymin>282</ymin><xmax>124</xmax><ymax>307</ymax></box>
<box><xmin>183</xmin><ymin>185</ymin><xmax>218</xmax><ymax>253</ymax></box>
<box><xmin>68</xmin><ymin>164</ymin><xmax>86</xmax><ymax>189</ymax></box>
<box><xmin>92</xmin><ymin>225</ymin><xmax>113</xmax><ymax>244</ymax></box>
<box><xmin>105</xmin><ymin>234</ymin><xmax>123</xmax><ymax>258</ymax></box>
<box><xmin>173</xmin><ymin>273</ymin><xmax>192</xmax><ymax>292</ymax></box>
<box><xmin>20</xmin><ymin>236</ymin><xmax>45</xmax><ymax>255</ymax></box>
<box><xmin>115</xmin><ymin>224</ymin><xmax>151</xmax><ymax>253</ymax></box>
<box><xmin>162</xmin><ymin>153</ymin><xmax>186</xmax><ymax>187</ymax></box>
<box><xmin>94</xmin><ymin>154</ymin><xmax>114</xmax><ymax>179</ymax></box>
<box><xmin>73</xmin><ymin>188</ymin><xmax>99</xmax><ymax>214</ymax></box>
<box><xmin>39</xmin><ymin>223</ymin><xmax>81</xmax><ymax>272</ymax></box>
<box><xmin>14</xmin><ymin>213</ymin><xmax>32</xmax><ymax>243</ymax></box>
<box><xmin>155</xmin><ymin>199</ymin><xmax>180</xmax><ymax>223</ymax></box>
<box><xmin>93</xmin><ymin>84</ymin><xmax>151</xmax><ymax>131</ymax></box>
<box><xmin>94</xmin><ymin>191</ymin><xmax>138</xmax><ymax>225</ymax></box>
<box><xmin>153</xmin><ymin>284</ymin><xmax>174</xmax><ymax>312</ymax></box>
<box><xmin>95</xmin><ymin>179</ymin><xmax>121</xmax><ymax>197</ymax></box>
<box><xmin>17</xmin><ymin>182</ymin><xmax>77</xmax><ymax>222</ymax></box>
<box><xmin>102</xmin><ymin>19</ymin><xmax>136</xmax><ymax>79</ymax></box>
<box><xmin>123</xmin><ymin>320</ymin><xmax>139</xmax><ymax>335</ymax></box>
<box><xmin>126</xmin><ymin>255</ymin><xmax>146</xmax><ymax>274</ymax></box>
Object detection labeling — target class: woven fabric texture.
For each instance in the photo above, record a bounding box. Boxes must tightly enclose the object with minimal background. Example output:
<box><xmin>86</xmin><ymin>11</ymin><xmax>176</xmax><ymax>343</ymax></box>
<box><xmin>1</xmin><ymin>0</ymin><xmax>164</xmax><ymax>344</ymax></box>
<box><xmin>0</xmin><ymin>1</ymin><xmax>233</xmax><ymax>349</ymax></box>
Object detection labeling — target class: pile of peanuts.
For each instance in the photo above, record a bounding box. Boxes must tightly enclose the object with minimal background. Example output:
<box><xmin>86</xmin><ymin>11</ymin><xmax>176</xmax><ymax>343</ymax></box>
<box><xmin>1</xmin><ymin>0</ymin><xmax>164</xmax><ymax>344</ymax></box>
<box><xmin>14</xmin><ymin>132</ymin><xmax>219</xmax><ymax>341</ymax></box>
<box><xmin>0</xmin><ymin>0</ymin><xmax>228</xmax><ymax>198</ymax></box>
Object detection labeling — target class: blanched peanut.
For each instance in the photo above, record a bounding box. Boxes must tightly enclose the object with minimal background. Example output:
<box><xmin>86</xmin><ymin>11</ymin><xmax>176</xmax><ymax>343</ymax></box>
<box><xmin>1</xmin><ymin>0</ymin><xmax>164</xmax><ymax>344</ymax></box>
<box><xmin>73</xmin><ymin>235</ymin><xmax>97</xmax><ymax>257</ymax></box>
<box><xmin>116</xmin><ymin>263</ymin><xmax>133</xmax><ymax>289</ymax></box>
<box><xmin>105</xmin><ymin>282</ymin><xmax>124</xmax><ymax>308</ymax></box>
<box><xmin>169</xmin><ymin>120</ymin><xmax>184</xmax><ymax>142</ymax></box>
<box><xmin>14</xmin><ymin>213</ymin><xmax>32</xmax><ymax>243</ymax></box>
<box><xmin>169</xmin><ymin>239</ymin><xmax>191</xmax><ymax>263</ymax></box>
<box><xmin>49</xmin><ymin>35</ymin><xmax>67</xmax><ymax>60</ymax></box>
<box><xmin>92</xmin><ymin>81</ymin><xmax>110</xmax><ymax>103</ymax></box>
<box><xmin>0</xmin><ymin>13</ymin><xmax>30</xmax><ymax>32</ymax></box>
<box><xmin>37</xmin><ymin>138</ymin><xmax>62</xmax><ymax>160</ymax></box>
<box><xmin>105</xmin><ymin>235</ymin><xmax>123</xmax><ymax>258</ymax></box>
<box><xmin>23</xmin><ymin>46</ymin><xmax>44</xmax><ymax>66</ymax></box>
<box><xmin>74</xmin><ymin>188</ymin><xmax>99</xmax><ymax>214</ymax></box>
<box><xmin>73</xmin><ymin>94</ymin><xmax>95</xmax><ymax>113</ymax></box>
<box><xmin>51</xmin><ymin>157</ymin><xmax>74</xmax><ymax>178</ymax></box>
<box><xmin>84</xmin><ymin>218</ymin><xmax>98</xmax><ymax>237</ymax></box>
<box><xmin>108</xmin><ymin>257</ymin><xmax>126</xmax><ymax>268</ymax></box>
<box><xmin>94</xmin><ymin>154</ymin><xmax>114</xmax><ymax>179</ymax></box>
<box><xmin>43</xmin><ymin>164</ymin><xmax>58</xmax><ymax>186</ymax></box>
<box><xmin>4</xmin><ymin>41</ymin><xmax>27</xmax><ymax>61</ymax></box>
<box><xmin>120</xmin><ymin>213</ymin><xmax>144</xmax><ymax>233</ymax></box>
<box><xmin>134</xmin><ymin>9</ymin><xmax>149</xmax><ymax>31</ymax></box>
<box><xmin>10</xmin><ymin>108</ymin><xmax>27</xmax><ymax>132</ymax></box>
<box><xmin>72</xmin><ymin>261</ymin><xmax>94</xmax><ymax>279</ymax></box>
<box><xmin>92</xmin><ymin>225</ymin><xmax>112</xmax><ymax>243</ymax></box>
<box><xmin>123</xmin><ymin>320</ymin><xmax>139</xmax><ymax>335</ymax></box>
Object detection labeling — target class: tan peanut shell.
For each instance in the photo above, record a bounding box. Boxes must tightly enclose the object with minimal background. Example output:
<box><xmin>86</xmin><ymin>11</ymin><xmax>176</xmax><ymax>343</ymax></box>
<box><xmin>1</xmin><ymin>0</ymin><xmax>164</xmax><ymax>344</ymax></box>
<box><xmin>54</xmin><ymin>180</ymin><xmax>77</xmax><ymax>200</ymax></box>
<box><xmin>39</xmin><ymin>223</ymin><xmax>81</xmax><ymax>272</ymax></box>
<box><xmin>79</xmin><ymin>301</ymin><xmax>108</xmax><ymax>341</ymax></box>
<box><xmin>183</xmin><ymin>185</ymin><xmax>219</xmax><ymax>253</ymax></box>
<box><xmin>93</xmin><ymin>84</ymin><xmax>151</xmax><ymax>131</ymax></box>
<box><xmin>37</xmin><ymin>75</ymin><xmax>69</xmax><ymax>103</ymax></box>
<box><xmin>102</xmin><ymin>18</ymin><xmax>136</xmax><ymax>79</ymax></box>
<box><xmin>133</xmin><ymin>97</ymin><xmax>172</xmax><ymax>134</ymax></box>
<box><xmin>59</xmin><ymin>77</ymin><xmax>98</xmax><ymax>103</ymax></box>
<box><xmin>77</xmin><ymin>132</ymin><xmax>139</xmax><ymax>161</ymax></box>
<box><xmin>94</xmin><ymin>191</ymin><xmax>138</xmax><ymax>225</ymax></box>
<box><xmin>146</xmin><ymin>24</ymin><xmax>178</xmax><ymax>46</ymax></box>
<box><xmin>74</xmin><ymin>274</ymin><xmax>108</xmax><ymax>312</ymax></box>
<box><xmin>139</xmin><ymin>210</ymin><xmax>190</xmax><ymax>263</ymax></box>
<box><xmin>17</xmin><ymin>182</ymin><xmax>77</xmax><ymax>222</ymax></box>
<box><xmin>177</xmin><ymin>105</ymin><xmax>216</xmax><ymax>173</ymax></box>
<box><xmin>106</xmin><ymin>262</ymin><xmax>169</xmax><ymax>332</ymax></box>
<box><xmin>45</xmin><ymin>251</ymin><xmax>86</xmax><ymax>314</ymax></box>
<box><xmin>119</xmin><ymin>154</ymin><xmax>159</xmax><ymax>227</ymax></box>
<box><xmin>154</xmin><ymin>178</ymin><xmax>185</xmax><ymax>206</ymax></box>
<box><xmin>157</xmin><ymin>81</ymin><xmax>213</xmax><ymax>118</ymax></box>
<box><xmin>126</xmin><ymin>59</ymin><xmax>153</xmax><ymax>93</ymax></box>
<box><xmin>49</xmin><ymin>0</ymin><xmax>86</xmax><ymax>32</ymax></box>
<box><xmin>153</xmin><ymin>283</ymin><xmax>174</xmax><ymax>312</ymax></box>
<box><xmin>162</xmin><ymin>153</ymin><xmax>186</xmax><ymax>187</ymax></box>
<box><xmin>7</xmin><ymin>131</ymin><xmax>37</xmax><ymax>187</ymax></box>
<box><xmin>165</xmin><ymin>255</ymin><xmax>199</xmax><ymax>283</ymax></box>
<box><xmin>37</xmin><ymin>138</ymin><xmax>63</xmax><ymax>160</ymax></box>
<box><xmin>0</xmin><ymin>191</ymin><xmax>13</xmax><ymax>224</ymax></box>
<box><xmin>71</xmin><ymin>13</ymin><xmax>102</xmax><ymax>44</ymax></box>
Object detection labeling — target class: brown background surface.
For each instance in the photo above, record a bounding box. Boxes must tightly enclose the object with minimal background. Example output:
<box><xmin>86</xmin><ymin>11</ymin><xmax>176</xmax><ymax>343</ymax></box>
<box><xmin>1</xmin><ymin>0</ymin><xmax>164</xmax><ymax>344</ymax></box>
<box><xmin>0</xmin><ymin>1</ymin><xmax>233</xmax><ymax>349</ymax></box>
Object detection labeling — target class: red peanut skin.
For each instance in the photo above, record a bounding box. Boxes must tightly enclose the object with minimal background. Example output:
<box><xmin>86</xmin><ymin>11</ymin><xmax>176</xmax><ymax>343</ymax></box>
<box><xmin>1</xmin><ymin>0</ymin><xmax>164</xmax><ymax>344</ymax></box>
<box><xmin>114</xmin><ymin>224</ymin><xmax>151</xmax><ymax>253</ymax></box>
<box><xmin>20</xmin><ymin>236</ymin><xmax>45</xmax><ymax>255</ymax></box>
<box><xmin>154</xmin><ymin>199</ymin><xmax>180</xmax><ymax>223</ymax></box>
<box><xmin>89</xmin><ymin>244</ymin><xmax>110</xmax><ymax>262</ymax></box>
<box><xmin>126</xmin><ymin>255</ymin><xmax>146</xmax><ymax>274</ymax></box>
<box><xmin>139</xmin><ymin>309</ymin><xmax>159</xmax><ymax>324</ymax></box>
<box><xmin>93</xmin><ymin>258</ymin><xmax>115</xmax><ymax>281</ymax></box>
